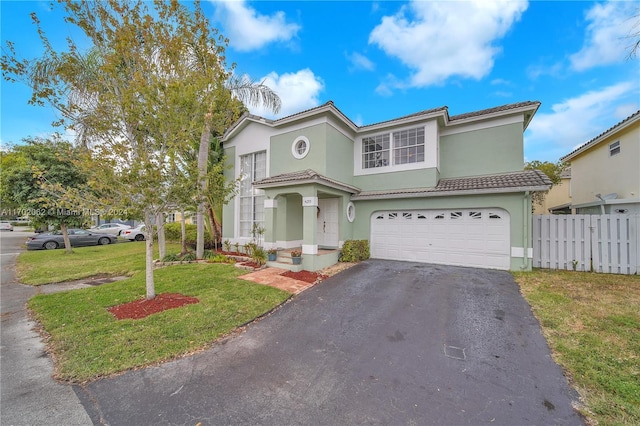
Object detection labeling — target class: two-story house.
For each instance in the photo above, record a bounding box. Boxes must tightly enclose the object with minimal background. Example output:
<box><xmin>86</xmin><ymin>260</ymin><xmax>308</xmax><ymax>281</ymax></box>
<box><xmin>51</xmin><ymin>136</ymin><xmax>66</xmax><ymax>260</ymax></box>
<box><xmin>560</xmin><ymin>110</ymin><xmax>640</xmax><ymax>215</ymax></box>
<box><xmin>221</xmin><ymin>101</ymin><xmax>550</xmax><ymax>272</ymax></box>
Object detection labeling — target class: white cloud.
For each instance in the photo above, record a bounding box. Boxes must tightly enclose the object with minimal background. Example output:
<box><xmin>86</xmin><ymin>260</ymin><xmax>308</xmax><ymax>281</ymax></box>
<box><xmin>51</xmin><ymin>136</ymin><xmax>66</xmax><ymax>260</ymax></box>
<box><xmin>210</xmin><ymin>0</ymin><xmax>300</xmax><ymax>51</ymax></box>
<box><xmin>346</xmin><ymin>52</ymin><xmax>375</xmax><ymax>72</ymax></box>
<box><xmin>248</xmin><ymin>69</ymin><xmax>324</xmax><ymax>118</ymax></box>
<box><xmin>525</xmin><ymin>81</ymin><xmax>639</xmax><ymax>161</ymax></box>
<box><xmin>369</xmin><ymin>0</ymin><xmax>528</xmax><ymax>90</ymax></box>
<box><xmin>570</xmin><ymin>1</ymin><xmax>638</xmax><ymax>71</ymax></box>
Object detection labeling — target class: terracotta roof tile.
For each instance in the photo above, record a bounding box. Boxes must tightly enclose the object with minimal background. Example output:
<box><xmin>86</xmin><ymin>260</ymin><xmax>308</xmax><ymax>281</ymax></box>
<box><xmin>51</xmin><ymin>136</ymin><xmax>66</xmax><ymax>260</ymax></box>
<box><xmin>351</xmin><ymin>170</ymin><xmax>551</xmax><ymax>200</ymax></box>
<box><xmin>434</xmin><ymin>169</ymin><xmax>551</xmax><ymax>191</ymax></box>
<box><xmin>254</xmin><ymin>169</ymin><xmax>360</xmax><ymax>194</ymax></box>
<box><xmin>449</xmin><ymin>101</ymin><xmax>540</xmax><ymax>121</ymax></box>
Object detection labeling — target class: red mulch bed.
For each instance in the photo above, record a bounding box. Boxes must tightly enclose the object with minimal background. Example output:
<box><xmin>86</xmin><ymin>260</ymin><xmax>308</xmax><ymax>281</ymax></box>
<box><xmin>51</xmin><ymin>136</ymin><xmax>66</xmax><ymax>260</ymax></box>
<box><xmin>108</xmin><ymin>293</ymin><xmax>199</xmax><ymax>320</ymax></box>
<box><xmin>239</xmin><ymin>261</ymin><xmax>263</xmax><ymax>269</ymax></box>
<box><xmin>281</xmin><ymin>270</ymin><xmax>328</xmax><ymax>284</ymax></box>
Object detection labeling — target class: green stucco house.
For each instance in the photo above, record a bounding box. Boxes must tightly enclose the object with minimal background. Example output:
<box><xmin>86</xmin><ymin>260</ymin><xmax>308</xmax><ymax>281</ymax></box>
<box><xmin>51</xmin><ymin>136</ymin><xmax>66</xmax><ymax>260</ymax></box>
<box><xmin>221</xmin><ymin>101</ymin><xmax>550</xmax><ymax>272</ymax></box>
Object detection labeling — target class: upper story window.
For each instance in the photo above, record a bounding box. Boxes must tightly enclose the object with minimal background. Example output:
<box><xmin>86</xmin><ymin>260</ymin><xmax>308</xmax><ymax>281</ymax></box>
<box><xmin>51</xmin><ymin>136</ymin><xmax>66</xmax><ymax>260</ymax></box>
<box><xmin>393</xmin><ymin>127</ymin><xmax>425</xmax><ymax>165</ymax></box>
<box><xmin>609</xmin><ymin>141</ymin><xmax>620</xmax><ymax>156</ymax></box>
<box><xmin>362</xmin><ymin>126</ymin><xmax>424</xmax><ymax>169</ymax></box>
<box><xmin>363</xmin><ymin>134</ymin><xmax>390</xmax><ymax>169</ymax></box>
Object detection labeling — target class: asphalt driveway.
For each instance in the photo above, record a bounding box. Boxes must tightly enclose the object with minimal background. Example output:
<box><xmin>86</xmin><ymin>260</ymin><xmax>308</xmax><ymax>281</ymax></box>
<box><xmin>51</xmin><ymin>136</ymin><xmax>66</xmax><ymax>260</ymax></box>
<box><xmin>76</xmin><ymin>260</ymin><xmax>583</xmax><ymax>425</ymax></box>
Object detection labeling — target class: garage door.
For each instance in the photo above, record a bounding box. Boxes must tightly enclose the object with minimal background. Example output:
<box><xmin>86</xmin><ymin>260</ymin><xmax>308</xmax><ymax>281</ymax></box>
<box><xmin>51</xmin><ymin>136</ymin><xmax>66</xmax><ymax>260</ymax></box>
<box><xmin>370</xmin><ymin>209</ymin><xmax>511</xmax><ymax>270</ymax></box>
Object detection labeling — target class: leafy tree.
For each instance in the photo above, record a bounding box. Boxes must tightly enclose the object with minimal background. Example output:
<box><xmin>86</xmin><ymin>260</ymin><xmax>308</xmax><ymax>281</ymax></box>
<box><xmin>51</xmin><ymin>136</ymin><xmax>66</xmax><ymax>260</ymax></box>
<box><xmin>2</xmin><ymin>0</ymin><xmax>281</xmax><ymax>297</ymax></box>
<box><xmin>525</xmin><ymin>160</ymin><xmax>567</xmax><ymax>208</ymax></box>
<box><xmin>2</xmin><ymin>137</ymin><xmax>90</xmax><ymax>253</ymax></box>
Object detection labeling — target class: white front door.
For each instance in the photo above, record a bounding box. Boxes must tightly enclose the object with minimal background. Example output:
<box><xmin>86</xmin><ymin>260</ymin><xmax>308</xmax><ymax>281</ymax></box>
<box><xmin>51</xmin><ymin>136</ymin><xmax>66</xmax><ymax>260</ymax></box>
<box><xmin>317</xmin><ymin>198</ymin><xmax>339</xmax><ymax>248</ymax></box>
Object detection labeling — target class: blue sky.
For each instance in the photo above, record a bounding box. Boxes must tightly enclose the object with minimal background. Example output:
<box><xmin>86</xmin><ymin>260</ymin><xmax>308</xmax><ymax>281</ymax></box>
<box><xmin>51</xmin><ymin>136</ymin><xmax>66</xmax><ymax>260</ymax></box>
<box><xmin>1</xmin><ymin>0</ymin><xmax>639</xmax><ymax>163</ymax></box>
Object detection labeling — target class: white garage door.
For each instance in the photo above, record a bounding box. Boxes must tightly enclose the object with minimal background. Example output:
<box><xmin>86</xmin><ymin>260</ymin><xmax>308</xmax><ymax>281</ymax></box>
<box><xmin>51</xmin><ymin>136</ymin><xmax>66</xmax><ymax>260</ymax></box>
<box><xmin>370</xmin><ymin>209</ymin><xmax>511</xmax><ymax>270</ymax></box>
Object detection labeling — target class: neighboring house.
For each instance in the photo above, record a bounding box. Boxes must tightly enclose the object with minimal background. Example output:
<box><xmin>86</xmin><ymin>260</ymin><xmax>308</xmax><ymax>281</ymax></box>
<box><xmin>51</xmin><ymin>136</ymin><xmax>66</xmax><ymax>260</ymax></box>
<box><xmin>166</xmin><ymin>211</ymin><xmax>195</xmax><ymax>225</ymax></box>
<box><xmin>560</xmin><ymin>110</ymin><xmax>640</xmax><ymax>215</ymax></box>
<box><xmin>221</xmin><ymin>101</ymin><xmax>550</xmax><ymax>272</ymax></box>
<box><xmin>533</xmin><ymin>167</ymin><xmax>572</xmax><ymax>214</ymax></box>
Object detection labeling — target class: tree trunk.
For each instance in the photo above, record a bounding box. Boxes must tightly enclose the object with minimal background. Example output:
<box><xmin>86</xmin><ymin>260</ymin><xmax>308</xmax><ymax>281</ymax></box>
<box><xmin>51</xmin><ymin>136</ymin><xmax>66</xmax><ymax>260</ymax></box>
<box><xmin>156</xmin><ymin>211</ymin><xmax>166</xmax><ymax>260</ymax></box>
<box><xmin>144</xmin><ymin>209</ymin><xmax>155</xmax><ymax>300</ymax></box>
<box><xmin>206</xmin><ymin>205</ymin><xmax>221</xmax><ymax>248</ymax></box>
<box><xmin>180</xmin><ymin>208</ymin><xmax>187</xmax><ymax>256</ymax></box>
<box><xmin>196</xmin><ymin>118</ymin><xmax>212</xmax><ymax>259</ymax></box>
<box><xmin>60</xmin><ymin>223</ymin><xmax>73</xmax><ymax>254</ymax></box>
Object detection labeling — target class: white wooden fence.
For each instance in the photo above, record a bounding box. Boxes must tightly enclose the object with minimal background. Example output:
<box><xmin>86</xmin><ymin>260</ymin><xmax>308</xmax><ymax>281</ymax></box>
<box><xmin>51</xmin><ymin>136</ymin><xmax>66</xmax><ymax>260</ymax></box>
<box><xmin>532</xmin><ymin>214</ymin><xmax>640</xmax><ymax>275</ymax></box>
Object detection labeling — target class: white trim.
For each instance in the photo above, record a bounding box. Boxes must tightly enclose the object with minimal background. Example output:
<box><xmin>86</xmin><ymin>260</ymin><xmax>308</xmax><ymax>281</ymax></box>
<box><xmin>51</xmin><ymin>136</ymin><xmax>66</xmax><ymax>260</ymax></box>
<box><xmin>291</xmin><ymin>136</ymin><xmax>310</xmax><ymax>159</ymax></box>
<box><xmin>354</xmin><ymin>123</ymin><xmax>432</xmax><ymax>176</ymax></box>
<box><xmin>302</xmin><ymin>244</ymin><xmax>318</xmax><ymax>255</ymax></box>
<box><xmin>440</xmin><ymin>114</ymin><xmax>523</xmax><ymax>136</ymax></box>
<box><xmin>346</xmin><ymin>202</ymin><xmax>355</xmax><ymax>222</ymax></box>
<box><xmin>264</xmin><ymin>199</ymin><xmax>278</xmax><ymax>209</ymax></box>
<box><xmin>303</xmin><ymin>196</ymin><xmax>318</xmax><ymax>207</ymax></box>
<box><xmin>511</xmin><ymin>247</ymin><xmax>525</xmax><ymax>257</ymax></box>
<box><xmin>276</xmin><ymin>240</ymin><xmax>303</xmax><ymax>249</ymax></box>
<box><xmin>511</xmin><ymin>247</ymin><xmax>534</xmax><ymax>259</ymax></box>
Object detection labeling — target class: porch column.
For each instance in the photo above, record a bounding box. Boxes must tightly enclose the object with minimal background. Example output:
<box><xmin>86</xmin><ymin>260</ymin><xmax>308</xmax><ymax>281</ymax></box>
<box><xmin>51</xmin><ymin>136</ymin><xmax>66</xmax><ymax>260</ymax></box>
<box><xmin>263</xmin><ymin>198</ymin><xmax>278</xmax><ymax>249</ymax></box>
<box><xmin>302</xmin><ymin>196</ymin><xmax>318</xmax><ymax>255</ymax></box>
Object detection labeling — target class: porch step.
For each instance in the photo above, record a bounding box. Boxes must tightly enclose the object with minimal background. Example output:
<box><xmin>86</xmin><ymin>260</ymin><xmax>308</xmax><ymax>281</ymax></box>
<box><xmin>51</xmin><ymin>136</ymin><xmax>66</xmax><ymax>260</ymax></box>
<box><xmin>266</xmin><ymin>259</ymin><xmax>303</xmax><ymax>272</ymax></box>
<box><xmin>267</xmin><ymin>248</ymin><xmax>303</xmax><ymax>272</ymax></box>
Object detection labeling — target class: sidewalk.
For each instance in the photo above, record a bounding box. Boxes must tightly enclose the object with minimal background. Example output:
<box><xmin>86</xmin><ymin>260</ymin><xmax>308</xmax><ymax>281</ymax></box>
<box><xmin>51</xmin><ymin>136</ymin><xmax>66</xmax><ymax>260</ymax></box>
<box><xmin>0</xmin><ymin>236</ymin><xmax>92</xmax><ymax>426</ymax></box>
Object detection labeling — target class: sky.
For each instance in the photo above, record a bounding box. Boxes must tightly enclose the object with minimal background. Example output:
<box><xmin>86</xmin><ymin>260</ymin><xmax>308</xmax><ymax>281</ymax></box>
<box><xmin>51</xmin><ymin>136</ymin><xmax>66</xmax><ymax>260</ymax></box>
<box><xmin>1</xmin><ymin>0</ymin><xmax>639</xmax><ymax>163</ymax></box>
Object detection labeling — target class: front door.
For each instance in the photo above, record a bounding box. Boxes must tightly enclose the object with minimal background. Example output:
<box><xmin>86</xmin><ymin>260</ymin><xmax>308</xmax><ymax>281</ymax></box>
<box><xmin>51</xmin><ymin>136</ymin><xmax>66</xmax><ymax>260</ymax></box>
<box><xmin>317</xmin><ymin>198</ymin><xmax>339</xmax><ymax>248</ymax></box>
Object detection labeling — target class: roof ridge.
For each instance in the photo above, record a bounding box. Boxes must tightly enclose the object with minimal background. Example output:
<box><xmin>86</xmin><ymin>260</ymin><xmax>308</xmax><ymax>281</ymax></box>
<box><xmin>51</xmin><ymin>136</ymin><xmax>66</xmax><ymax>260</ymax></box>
<box><xmin>449</xmin><ymin>101</ymin><xmax>540</xmax><ymax>121</ymax></box>
<box><xmin>561</xmin><ymin>109</ymin><xmax>640</xmax><ymax>161</ymax></box>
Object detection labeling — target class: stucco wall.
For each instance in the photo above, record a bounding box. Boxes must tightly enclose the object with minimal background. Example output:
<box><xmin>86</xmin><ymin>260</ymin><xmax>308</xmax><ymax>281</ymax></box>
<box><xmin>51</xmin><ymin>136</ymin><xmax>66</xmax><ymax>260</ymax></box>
<box><xmin>269</xmin><ymin>124</ymin><xmax>328</xmax><ymax>176</ymax></box>
<box><xmin>569</xmin><ymin>124</ymin><xmax>640</xmax><ymax>205</ymax></box>
<box><xmin>439</xmin><ymin>122</ymin><xmax>524</xmax><ymax>178</ymax></box>
<box><xmin>534</xmin><ymin>178</ymin><xmax>571</xmax><ymax>214</ymax></box>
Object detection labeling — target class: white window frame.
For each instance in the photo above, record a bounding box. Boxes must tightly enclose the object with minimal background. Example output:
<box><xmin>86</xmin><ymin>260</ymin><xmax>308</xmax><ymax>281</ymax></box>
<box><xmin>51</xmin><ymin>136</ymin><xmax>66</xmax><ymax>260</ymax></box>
<box><xmin>609</xmin><ymin>141</ymin><xmax>620</xmax><ymax>156</ymax></box>
<box><xmin>357</xmin><ymin>125</ymin><xmax>427</xmax><ymax>174</ymax></box>
<box><xmin>238</xmin><ymin>151</ymin><xmax>266</xmax><ymax>238</ymax></box>
<box><xmin>362</xmin><ymin>133</ymin><xmax>390</xmax><ymax>169</ymax></box>
<box><xmin>291</xmin><ymin>136</ymin><xmax>310</xmax><ymax>159</ymax></box>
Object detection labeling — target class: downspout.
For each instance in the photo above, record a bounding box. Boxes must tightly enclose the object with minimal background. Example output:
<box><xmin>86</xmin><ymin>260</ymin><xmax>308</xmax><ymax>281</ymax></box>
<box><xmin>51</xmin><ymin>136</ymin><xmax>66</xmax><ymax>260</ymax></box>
<box><xmin>522</xmin><ymin>191</ymin><xmax>530</xmax><ymax>270</ymax></box>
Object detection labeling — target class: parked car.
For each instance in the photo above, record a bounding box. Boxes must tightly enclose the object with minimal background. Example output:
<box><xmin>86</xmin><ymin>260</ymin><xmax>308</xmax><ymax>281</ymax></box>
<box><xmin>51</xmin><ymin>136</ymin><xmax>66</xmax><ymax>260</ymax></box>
<box><xmin>89</xmin><ymin>222</ymin><xmax>132</xmax><ymax>236</ymax></box>
<box><xmin>0</xmin><ymin>221</ymin><xmax>14</xmax><ymax>231</ymax></box>
<box><xmin>26</xmin><ymin>229</ymin><xmax>117</xmax><ymax>250</ymax></box>
<box><xmin>122</xmin><ymin>224</ymin><xmax>146</xmax><ymax>241</ymax></box>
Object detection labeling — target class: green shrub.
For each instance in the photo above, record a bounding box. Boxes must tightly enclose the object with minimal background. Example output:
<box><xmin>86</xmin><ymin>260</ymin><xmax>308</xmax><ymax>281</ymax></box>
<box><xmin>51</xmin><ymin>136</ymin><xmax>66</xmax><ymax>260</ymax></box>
<box><xmin>180</xmin><ymin>252</ymin><xmax>197</xmax><ymax>262</ymax></box>
<box><xmin>251</xmin><ymin>246</ymin><xmax>267</xmax><ymax>266</ymax></box>
<box><xmin>340</xmin><ymin>240</ymin><xmax>370</xmax><ymax>262</ymax></box>
<box><xmin>208</xmin><ymin>253</ymin><xmax>232</xmax><ymax>264</ymax></box>
<box><xmin>162</xmin><ymin>253</ymin><xmax>179</xmax><ymax>262</ymax></box>
<box><xmin>162</xmin><ymin>222</ymin><xmax>214</xmax><ymax>248</ymax></box>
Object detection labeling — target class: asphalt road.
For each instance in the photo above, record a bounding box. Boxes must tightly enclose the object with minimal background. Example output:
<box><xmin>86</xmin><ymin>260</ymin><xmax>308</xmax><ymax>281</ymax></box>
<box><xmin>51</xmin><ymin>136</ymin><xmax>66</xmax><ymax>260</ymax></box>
<box><xmin>0</xmin><ymin>228</ymin><xmax>92</xmax><ymax>426</ymax></box>
<box><xmin>75</xmin><ymin>260</ymin><xmax>584</xmax><ymax>425</ymax></box>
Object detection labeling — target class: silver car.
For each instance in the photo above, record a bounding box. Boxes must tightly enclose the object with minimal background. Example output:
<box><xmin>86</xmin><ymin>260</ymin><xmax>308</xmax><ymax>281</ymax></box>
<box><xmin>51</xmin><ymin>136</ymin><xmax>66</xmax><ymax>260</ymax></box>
<box><xmin>26</xmin><ymin>229</ymin><xmax>117</xmax><ymax>250</ymax></box>
<box><xmin>0</xmin><ymin>221</ymin><xmax>13</xmax><ymax>231</ymax></box>
<box><xmin>89</xmin><ymin>223</ymin><xmax>132</xmax><ymax>236</ymax></box>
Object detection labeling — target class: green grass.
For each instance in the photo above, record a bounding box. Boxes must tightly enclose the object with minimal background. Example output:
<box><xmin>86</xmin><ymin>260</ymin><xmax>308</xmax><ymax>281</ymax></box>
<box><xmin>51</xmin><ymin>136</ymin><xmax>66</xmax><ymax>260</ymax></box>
<box><xmin>28</xmin><ymin>263</ymin><xmax>290</xmax><ymax>382</ymax></box>
<box><xmin>513</xmin><ymin>270</ymin><xmax>640</xmax><ymax>426</ymax></box>
<box><xmin>17</xmin><ymin>241</ymin><xmax>182</xmax><ymax>285</ymax></box>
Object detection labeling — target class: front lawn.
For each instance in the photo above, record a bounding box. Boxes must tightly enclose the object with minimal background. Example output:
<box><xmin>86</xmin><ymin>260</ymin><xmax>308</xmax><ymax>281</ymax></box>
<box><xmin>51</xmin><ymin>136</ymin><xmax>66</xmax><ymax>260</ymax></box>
<box><xmin>513</xmin><ymin>270</ymin><xmax>639</xmax><ymax>426</ymax></box>
<box><xmin>17</xmin><ymin>241</ymin><xmax>180</xmax><ymax>285</ymax></box>
<box><xmin>28</xmin><ymin>263</ymin><xmax>290</xmax><ymax>382</ymax></box>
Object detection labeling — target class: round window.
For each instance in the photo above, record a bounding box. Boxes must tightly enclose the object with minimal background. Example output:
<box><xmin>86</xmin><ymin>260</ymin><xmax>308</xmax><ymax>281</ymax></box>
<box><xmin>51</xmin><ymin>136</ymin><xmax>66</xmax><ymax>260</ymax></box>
<box><xmin>291</xmin><ymin>136</ymin><xmax>310</xmax><ymax>159</ymax></box>
<box><xmin>346</xmin><ymin>202</ymin><xmax>355</xmax><ymax>222</ymax></box>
